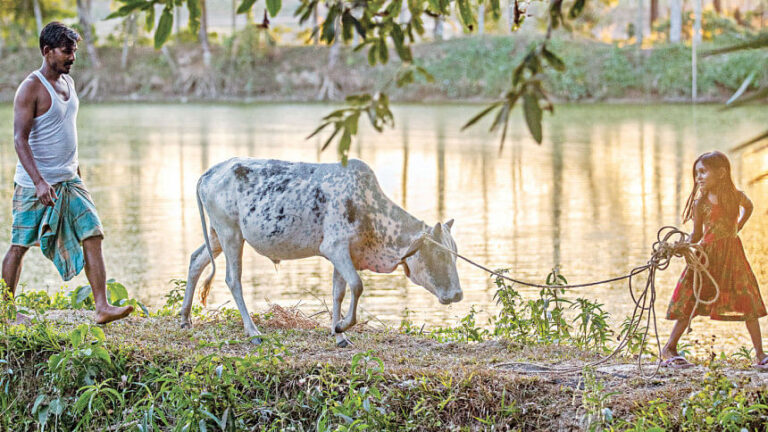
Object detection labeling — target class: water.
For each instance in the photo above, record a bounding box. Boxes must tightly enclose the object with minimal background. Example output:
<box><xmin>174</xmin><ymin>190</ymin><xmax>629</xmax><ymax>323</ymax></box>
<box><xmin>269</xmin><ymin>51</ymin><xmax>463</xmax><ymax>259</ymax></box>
<box><xmin>1</xmin><ymin>102</ymin><xmax>767</xmax><ymax>353</ymax></box>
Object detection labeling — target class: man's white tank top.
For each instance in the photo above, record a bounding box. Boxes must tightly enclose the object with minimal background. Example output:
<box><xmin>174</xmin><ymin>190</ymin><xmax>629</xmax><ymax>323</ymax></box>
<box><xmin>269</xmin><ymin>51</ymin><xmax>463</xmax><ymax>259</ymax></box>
<box><xmin>14</xmin><ymin>70</ymin><xmax>79</xmax><ymax>187</ymax></box>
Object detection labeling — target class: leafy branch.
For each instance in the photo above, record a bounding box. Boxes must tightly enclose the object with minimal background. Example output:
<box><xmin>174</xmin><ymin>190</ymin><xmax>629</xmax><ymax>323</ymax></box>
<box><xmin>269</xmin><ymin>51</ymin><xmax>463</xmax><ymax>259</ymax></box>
<box><xmin>307</xmin><ymin>93</ymin><xmax>394</xmax><ymax>165</ymax></box>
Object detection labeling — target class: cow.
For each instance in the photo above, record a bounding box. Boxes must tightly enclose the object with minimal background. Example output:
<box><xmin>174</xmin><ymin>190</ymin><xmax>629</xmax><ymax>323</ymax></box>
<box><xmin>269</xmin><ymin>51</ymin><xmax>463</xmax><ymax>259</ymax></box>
<box><xmin>180</xmin><ymin>158</ymin><xmax>463</xmax><ymax>346</ymax></box>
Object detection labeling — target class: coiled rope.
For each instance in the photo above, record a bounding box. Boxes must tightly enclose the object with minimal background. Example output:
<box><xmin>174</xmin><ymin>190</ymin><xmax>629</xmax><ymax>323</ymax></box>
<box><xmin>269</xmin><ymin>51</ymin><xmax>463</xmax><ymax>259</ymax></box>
<box><xmin>422</xmin><ymin>226</ymin><xmax>720</xmax><ymax>377</ymax></box>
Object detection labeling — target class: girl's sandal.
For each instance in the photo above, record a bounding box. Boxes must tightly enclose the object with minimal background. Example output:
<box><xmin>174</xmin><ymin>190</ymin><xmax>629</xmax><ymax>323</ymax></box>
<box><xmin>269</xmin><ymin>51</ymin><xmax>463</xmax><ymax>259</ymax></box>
<box><xmin>753</xmin><ymin>356</ymin><xmax>768</xmax><ymax>371</ymax></box>
<box><xmin>660</xmin><ymin>355</ymin><xmax>694</xmax><ymax>369</ymax></box>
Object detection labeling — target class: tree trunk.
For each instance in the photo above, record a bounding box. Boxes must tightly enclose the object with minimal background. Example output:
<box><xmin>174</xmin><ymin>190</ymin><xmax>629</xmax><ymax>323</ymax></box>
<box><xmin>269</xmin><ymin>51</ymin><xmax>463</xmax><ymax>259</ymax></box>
<box><xmin>231</xmin><ymin>0</ymin><xmax>236</xmax><ymax>36</ymax></box>
<box><xmin>635</xmin><ymin>0</ymin><xmax>644</xmax><ymax>45</ymax></box>
<box><xmin>317</xmin><ymin>16</ymin><xmax>341</xmax><ymax>100</ymax></box>
<box><xmin>77</xmin><ymin>0</ymin><xmax>101</xmax><ymax>68</ymax></box>
<box><xmin>650</xmin><ymin>0</ymin><xmax>659</xmax><ymax>27</ymax></box>
<box><xmin>434</xmin><ymin>16</ymin><xmax>444</xmax><ymax>40</ymax></box>
<box><xmin>32</xmin><ymin>0</ymin><xmax>43</xmax><ymax>36</ymax></box>
<box><xmin>199</xmin><ymin>0</ymin><xmax>212</xmax><ymax>67</ymax></box>
<box><xmin>313</xmin><ymin>6</ymin><xmax>319</xmax><ymax>45</ymax></box>
<box><xmin>713</xmin><ymin>0</ymin><xmax>722</xmax><ymax>13</ymax></box>
<box><xmin>121</xmin><ymin>14</ymin><xmax>136</xmax><ymax>69</ymax></box>
<box><xmin>669</xmin><ymin>0</ymin><xmax>682</xmax><ymax>42</ymax></box>
<box><xmin>478</xmin><ymin>4</ymin><xmax>485</xmax><ymax>34</ymax></box>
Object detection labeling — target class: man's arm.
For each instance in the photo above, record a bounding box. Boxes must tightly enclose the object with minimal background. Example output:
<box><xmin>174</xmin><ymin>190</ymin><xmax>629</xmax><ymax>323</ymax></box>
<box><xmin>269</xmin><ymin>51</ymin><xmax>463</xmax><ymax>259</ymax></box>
<box><xmin>13</xmin><ymin>79</ymin><xmax>57</xmax><ymax>206</ymax></box>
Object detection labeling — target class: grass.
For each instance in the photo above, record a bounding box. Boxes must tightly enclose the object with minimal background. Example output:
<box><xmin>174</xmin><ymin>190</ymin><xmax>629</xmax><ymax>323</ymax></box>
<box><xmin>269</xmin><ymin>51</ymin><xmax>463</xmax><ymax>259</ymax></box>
<box><xmin>4</xmin><ymin>278</ymin><xmax>768</xmax><ymax>430</ymax></box>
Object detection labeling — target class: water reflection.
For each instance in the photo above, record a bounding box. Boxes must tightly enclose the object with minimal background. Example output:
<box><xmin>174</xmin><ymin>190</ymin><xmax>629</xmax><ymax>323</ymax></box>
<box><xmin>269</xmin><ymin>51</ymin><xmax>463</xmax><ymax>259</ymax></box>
<box><xmin>0</xmin><ymin>103</ymin><xmax>766</xmax><ymax>352</ymax></box>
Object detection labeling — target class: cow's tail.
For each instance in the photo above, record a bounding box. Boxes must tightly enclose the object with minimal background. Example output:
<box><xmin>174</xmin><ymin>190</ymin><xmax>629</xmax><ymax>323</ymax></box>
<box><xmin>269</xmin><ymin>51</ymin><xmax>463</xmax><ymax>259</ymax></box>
<box><xmin>196</xmin><ymin>177</ymin><xmax>216</xmax><ymax>306</ymax></box>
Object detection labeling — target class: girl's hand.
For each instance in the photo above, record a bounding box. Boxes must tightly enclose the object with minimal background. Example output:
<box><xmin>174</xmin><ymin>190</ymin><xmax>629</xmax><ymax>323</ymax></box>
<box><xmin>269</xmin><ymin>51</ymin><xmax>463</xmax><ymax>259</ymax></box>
<box><xmin>737</xmin><ymin>191</ymin><xmax>753</xmax><ymax>232</ymax></box>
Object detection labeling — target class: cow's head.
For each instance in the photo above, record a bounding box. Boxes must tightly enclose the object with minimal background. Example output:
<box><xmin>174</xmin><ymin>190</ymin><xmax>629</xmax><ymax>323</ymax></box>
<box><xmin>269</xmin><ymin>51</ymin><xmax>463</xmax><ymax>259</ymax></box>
<box><xmin>401</xmin><ymin>220</ymin><xmax>463</xmax><ymax>305</ymax></box>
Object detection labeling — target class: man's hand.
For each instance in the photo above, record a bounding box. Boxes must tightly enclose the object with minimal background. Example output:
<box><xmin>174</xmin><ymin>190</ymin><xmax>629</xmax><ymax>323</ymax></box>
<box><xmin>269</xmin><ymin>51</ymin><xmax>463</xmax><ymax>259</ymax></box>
<box><xmin>35</xmin><ymin>180</ymin><xmax>57</xmax><ymax>207</ymax></box>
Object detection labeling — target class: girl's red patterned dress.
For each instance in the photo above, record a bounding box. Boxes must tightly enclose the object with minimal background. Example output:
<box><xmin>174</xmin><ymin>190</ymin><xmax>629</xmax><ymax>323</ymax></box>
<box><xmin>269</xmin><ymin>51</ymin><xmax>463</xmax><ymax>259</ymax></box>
<box><xmin>667</xmin><ymin>200</ymin><xmax>766</xmax><ymax>321</ymax></box>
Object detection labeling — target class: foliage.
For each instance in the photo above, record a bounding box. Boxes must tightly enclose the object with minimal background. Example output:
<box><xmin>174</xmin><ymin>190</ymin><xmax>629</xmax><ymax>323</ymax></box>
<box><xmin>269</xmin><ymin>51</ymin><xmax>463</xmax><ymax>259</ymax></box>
<box><xmin>578</xmin><ymin>366</ymin><xmax>617</xmax><ymax>431</ymax></box>
<box><xmin>617</xmin><ymin>368</ymin><xmax>768</xmax><ymax>431</ymax></box>
<box><xmin>429</xmin><ymin>305</ymin><xmax>489</xmax><ymax>343</ymax></box>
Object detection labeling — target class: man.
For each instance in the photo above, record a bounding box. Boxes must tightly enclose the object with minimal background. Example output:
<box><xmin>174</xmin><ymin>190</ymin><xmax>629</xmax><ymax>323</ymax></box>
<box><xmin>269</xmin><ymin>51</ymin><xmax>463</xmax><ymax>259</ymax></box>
<box><xmin>2</xmin><ymin>22</ymin><xmax>132</xmax><ymax>324</ymax></box>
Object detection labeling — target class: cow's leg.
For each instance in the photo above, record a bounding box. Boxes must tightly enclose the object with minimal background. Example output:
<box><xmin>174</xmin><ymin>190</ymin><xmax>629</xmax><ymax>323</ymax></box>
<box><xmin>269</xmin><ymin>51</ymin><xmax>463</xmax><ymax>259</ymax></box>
<box><xmin>220</xmin><ymin>229</ymin><xmax>262</xmax><ymax>344</ymax></box>
<box><xmin>180</xmin><ymin>229</ymin><xmax>222</xmax><ymax>329</ymax></box>
<box><xmin>321</xmin><ymin>240</ymin><xmax>363</xmax><ymax>335</ymax></box>
<box><xmin>331</xmin><ymin>268</ymin><xmax>351</xmax><ymax>347</ymax></box>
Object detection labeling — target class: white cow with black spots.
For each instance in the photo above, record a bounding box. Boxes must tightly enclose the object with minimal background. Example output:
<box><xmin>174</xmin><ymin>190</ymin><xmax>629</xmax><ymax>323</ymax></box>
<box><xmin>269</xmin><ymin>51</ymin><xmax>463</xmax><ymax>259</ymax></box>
<box><xmin>180</xmin><ymin>158</ymin><xmax>463</xmax><ymax>346</ymax></box>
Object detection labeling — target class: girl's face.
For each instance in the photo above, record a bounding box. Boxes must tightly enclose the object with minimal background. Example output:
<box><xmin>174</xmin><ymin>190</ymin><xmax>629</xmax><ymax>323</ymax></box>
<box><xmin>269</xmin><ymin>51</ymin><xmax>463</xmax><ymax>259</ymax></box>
<box><xmin>695</xmin><ymin>160</ymin><xmax>724</xmax><ymax>193</ymax></box>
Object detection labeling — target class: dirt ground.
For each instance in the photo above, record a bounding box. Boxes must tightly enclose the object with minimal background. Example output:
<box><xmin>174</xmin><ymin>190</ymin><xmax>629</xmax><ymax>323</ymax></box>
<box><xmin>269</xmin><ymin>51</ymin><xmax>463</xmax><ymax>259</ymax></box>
<box><xmin>38</xmin><ymin>306</ymin><xmax>768</xmax><ymax>430</ymax></box>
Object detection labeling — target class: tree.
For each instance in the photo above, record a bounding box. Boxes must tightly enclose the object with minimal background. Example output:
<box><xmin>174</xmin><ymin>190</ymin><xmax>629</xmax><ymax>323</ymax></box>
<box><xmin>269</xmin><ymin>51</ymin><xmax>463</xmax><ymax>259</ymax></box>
<box><xmin>669</xmin><ymin>0</ymin><xmax>682</xmax><ymax>42</ymax></box>
<box><xmin>108</xmin><ymin>0</ymin><xmax>589</xmax><ymax>156</ymax></box>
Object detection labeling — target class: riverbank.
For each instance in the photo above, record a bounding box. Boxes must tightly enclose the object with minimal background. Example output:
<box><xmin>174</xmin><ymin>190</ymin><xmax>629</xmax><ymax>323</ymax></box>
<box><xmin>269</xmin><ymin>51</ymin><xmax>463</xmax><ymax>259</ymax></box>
<box><xmin>1</xmin><ymin>35</ymin><xmax>766</xmax><ymax>104</ymax></box>
<box><xmin>4</xmin><ymin>300</ymin><xmax>768</xmax><ymax>430</ymax></box>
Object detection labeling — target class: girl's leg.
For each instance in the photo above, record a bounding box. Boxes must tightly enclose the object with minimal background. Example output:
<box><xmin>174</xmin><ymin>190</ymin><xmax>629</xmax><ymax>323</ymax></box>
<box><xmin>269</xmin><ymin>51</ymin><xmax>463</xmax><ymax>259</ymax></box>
<box><xmin>745</xmin><ymin>319</ymin><xmax>766</xmax><ymax>363</ymax></box>
<box><xmin>662</xmin><ymin>319</ymin><xmax>690</xmax><ymax>358</ymax></box>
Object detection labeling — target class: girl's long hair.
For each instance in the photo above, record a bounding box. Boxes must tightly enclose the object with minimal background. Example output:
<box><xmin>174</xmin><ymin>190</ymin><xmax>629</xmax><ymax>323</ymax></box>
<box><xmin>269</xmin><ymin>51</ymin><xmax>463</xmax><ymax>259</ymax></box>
<box><xmin>682</xmin><ymin>151</ymin><xmax>740</xmax><ymax>223</ymax></box>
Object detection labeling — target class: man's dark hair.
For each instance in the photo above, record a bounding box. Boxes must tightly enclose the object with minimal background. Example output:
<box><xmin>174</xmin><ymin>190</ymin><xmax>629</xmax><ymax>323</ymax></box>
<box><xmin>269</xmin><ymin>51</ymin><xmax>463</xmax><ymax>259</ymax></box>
<box><xmin>39</xmin><ymin>22</ymin><xmax>81</xmax><ymax>54</ymax></box>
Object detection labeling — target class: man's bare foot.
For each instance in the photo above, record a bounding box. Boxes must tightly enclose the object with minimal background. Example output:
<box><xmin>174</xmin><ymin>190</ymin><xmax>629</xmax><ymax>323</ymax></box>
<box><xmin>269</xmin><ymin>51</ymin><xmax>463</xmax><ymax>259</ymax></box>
<box><xmin>95</xmin><ymin>305</ymin><xmax>133</xmax><ymax>324</ymax></box>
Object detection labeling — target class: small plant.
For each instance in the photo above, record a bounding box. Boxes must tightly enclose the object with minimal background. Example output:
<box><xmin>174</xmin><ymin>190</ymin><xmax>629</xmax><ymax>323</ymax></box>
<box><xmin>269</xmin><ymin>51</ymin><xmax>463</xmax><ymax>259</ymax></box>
<box><xmin>578</xmin><ymin>367</ymin><xmax>618</xmax><ymax>431</ymax></box>
<box><xmin>430</xmin><ymin>306</ymin><xmax>489</xmax><ymax>343</ymax></box>
<box><xmin>571</xmin><ymin>297</ymin><xmax>612</xmax><ymax>352</ymax></box>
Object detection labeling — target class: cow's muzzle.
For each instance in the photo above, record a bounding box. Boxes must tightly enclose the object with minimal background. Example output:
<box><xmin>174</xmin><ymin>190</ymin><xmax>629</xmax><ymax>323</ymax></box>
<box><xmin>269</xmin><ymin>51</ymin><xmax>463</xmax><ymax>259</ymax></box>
<box><xmin>439</xmin><ymin>291</ymin><xmax>463</xmax><ymax>304</ymax></box>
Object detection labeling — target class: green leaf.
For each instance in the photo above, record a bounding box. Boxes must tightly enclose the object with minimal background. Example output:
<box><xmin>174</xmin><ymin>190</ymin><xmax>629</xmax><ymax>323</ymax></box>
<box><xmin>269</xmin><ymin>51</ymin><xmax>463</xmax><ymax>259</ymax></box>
<box><xmin>144</xmin><ymin>6</ymin><xmax>155</xmax><ymax>32</ymax></box>
<box><xmin>462</xmin><ymin>102</ymin><xmax>502</xmax><ymax>130</ymax></box>
<box><xmin>569</xmin><ymin>0</ymin><xmax>585</xmax><ymax>18</ymax></box>
<box><xmin>105</xmin><ymin>1</ymin><xmax>147</xmax><ymax>19</ymax></box>
<box><xmin>48</xmin><ymin>398</ymin><xmax>64</xmax><ymax>416</ymax></box>
<box><xmin>542</xmin><ymin>47</ymin><xmax>566</xmax><ymax>72</ymax></box>
<box><xmin>415</xmin><ymin>66</ymin><xmax>435</xmax><ymax>83</ymax></box>
<box><xmin>90</xmin><ymin>326</ymin><xmax>106</xmax><ymax>342</ymax></box>
<box><xmin>523</xmin><ymin>91</ymin><xmax>543</xmax><ymax>144</ymax></box>
<box><xmin>188</xmin><ymin>0</ymin><xmax>201</xmax><ymax>32</ymax></box>
<box><xmin>457</xmin><ymin>0</ymin><xmax>476</xmax><ymax>31</ymax></box>
<box><xmin>73</xmin><ymin>285</ymin><xmax>92</xmax><ymax>307</ymax></box>
<box><xmin>107</xmin><ymin>281</ymin><xmax>129</xmax><ymax>304</ymax></box>
<box><xmin>306</xmin><ymin>122</ymin><xmax>330</xmax><ymax>139</ymax></box>
<box><xmin>338</xmin><ymin>130</ymin><xmax>352</xmax><ymax>166</ymax></box>
<box><xmin>266</xmin><ymin>0</ymin><xmax>281</xmax><ymax>17</ymax></box>
<box><xmin>32</xmin><ymin>394</ymin><xmax>46</xmax><ymax>414</ymax></box>
<box><xmin>93</xmin><ymin>347</ymin><xmax>112</xmax><ymax>365</ymax></box>
<box><xmin>321</xmin><ymin>126</ymin><xmax>341</xmax><ymax>151</ymax></box>
<box><xmin>154</xmin><ymin>7</ymin><xmax>174</xmax><ymax>49</ymax></box>
<box><xmin>378</xmin><ymin>38</ymin><xmax>389</xmax><ymax>64</ymax></box>
<box><xmin>236</xmin><ymin>0</ymin><xmax>258</xmax><ymax>14</ymax></box>
<box><xmin>396</xmin><ymin>69</ymin><xmax>414</xmax><ymax>87</ymax></box>
<box><xmin>37</xmin><ymin>406</ymin><xmax>49</xmax><ymax>427</ymax></box>
<box><xmin>368</xmin><ymin>44</ymin><xmax>378</xmax><ymax>66</ymax></box>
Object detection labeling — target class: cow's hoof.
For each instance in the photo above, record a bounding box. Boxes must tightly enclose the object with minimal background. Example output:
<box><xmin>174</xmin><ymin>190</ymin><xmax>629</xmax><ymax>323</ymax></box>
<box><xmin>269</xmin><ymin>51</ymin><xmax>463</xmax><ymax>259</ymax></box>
<box><xmin>336</xmin><ymin>339</ymin><xmax>349</xmax><ymax>348</ymax></box>
<box><xmin>180</xmin><ymin>322</ymin><xmax>191</xmax><ymax>329</ymax></box>
<box><xmin>249</xmin><ymin>336</ymin><xmax>263</xmax><ymax>345</ymax></box>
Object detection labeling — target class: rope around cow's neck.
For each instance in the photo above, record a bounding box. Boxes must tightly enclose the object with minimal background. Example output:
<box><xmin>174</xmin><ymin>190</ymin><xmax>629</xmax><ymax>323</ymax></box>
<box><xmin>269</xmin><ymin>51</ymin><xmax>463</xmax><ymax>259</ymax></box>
<box><xmin>421</xmin><ymin>226</ymin><xmax>720</xmax><ymax>377</ymax></box>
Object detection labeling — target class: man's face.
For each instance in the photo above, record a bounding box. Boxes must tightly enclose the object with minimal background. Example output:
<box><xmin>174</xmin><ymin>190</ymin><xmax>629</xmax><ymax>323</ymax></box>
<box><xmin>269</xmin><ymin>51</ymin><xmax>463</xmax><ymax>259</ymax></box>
<box><xmin>44</xmin><ymin>42</ymin><xmax>77</xmax><ymax>75</ymax></box>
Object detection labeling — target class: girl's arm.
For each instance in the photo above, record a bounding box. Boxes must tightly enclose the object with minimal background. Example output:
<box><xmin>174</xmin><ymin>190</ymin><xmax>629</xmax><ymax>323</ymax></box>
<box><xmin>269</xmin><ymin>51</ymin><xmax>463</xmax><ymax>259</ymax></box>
<box><xmin>689</xmin><ymin>199</ymin><xmax>704</xmax><ymax>243</ymax></box>
<box><xmin>738</xmin><ymin>191</ymin><xmax>753</xmax><ymax>232</ymax></box>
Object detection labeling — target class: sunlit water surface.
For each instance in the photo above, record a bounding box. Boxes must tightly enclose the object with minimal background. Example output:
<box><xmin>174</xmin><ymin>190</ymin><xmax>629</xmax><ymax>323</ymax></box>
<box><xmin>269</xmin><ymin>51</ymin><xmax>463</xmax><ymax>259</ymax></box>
<box><xmin>1</xmin><ymin>102</ymin><xmax>767</xmax><ymax>355</ymax></box>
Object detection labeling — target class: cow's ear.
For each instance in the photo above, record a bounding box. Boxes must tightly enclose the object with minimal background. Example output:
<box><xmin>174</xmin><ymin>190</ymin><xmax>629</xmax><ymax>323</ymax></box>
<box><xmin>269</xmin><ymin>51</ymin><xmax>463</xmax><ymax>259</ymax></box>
<box><xmin>432</xmin><ymin>222</ymin><xmax>443</xmax><ymax>240</ymax></box>
<box><xmin>401</xmin><ymin>233</ymin><xmax>426</xmax><ymax>260</ymax></box>
<box><xmin>445</xmin><ymin>219</ymin><xmax>454</xmax><ymax>231</ymax></box>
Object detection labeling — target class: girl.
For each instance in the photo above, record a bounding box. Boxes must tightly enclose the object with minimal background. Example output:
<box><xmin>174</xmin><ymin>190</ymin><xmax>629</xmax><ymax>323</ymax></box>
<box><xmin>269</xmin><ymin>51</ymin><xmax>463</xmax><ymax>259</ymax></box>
<box><xmin>662</xmin><ymin>151</ymin><xmax>767</xmax><ymax>369</ymax></box>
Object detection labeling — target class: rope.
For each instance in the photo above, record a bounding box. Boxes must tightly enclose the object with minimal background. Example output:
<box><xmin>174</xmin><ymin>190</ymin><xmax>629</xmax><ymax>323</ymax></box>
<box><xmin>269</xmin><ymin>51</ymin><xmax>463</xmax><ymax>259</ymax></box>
<box><xmin>422</xmin><ymin>226</ymin><xmax>719</xmax><ymax>377</ymax></box>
